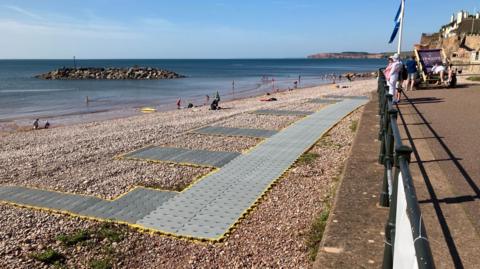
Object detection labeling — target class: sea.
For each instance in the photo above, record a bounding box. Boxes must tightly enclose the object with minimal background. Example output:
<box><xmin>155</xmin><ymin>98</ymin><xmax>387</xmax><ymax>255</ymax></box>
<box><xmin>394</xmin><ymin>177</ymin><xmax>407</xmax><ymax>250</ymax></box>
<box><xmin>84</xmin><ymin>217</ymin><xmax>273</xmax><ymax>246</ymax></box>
<box><xmin>0</xmin><ymin>59</ymin><xmax>385</xmax><ymax>129</ymax></box>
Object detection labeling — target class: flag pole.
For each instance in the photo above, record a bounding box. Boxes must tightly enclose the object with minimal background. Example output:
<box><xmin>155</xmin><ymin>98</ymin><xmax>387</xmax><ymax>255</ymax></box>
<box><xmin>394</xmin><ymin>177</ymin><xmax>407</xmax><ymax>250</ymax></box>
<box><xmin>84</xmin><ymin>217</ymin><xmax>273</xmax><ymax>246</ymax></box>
<box><xmin>397</xmin><ymin>0</ymin><xmax>406</xmax><ymax>55</ymax></box>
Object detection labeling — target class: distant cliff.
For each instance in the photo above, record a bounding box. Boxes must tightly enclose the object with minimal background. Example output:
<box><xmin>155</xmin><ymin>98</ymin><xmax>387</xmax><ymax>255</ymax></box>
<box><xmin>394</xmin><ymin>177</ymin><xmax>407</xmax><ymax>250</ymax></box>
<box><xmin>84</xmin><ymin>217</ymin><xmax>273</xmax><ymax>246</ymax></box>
<box><xmin>307</xmin><ymin>52</ymin><xmax>385</xmax><ymax>59</ymax></box>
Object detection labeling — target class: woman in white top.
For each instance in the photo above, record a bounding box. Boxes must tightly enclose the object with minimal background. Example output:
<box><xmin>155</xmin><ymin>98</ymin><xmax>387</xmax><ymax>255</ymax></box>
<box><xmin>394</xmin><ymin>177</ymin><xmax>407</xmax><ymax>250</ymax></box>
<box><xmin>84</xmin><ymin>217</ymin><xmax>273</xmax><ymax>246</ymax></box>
<box><xmin>431</xmin><ymin>63</ymin><xmax>446</xmax><ymax>85</ymax></box>
<box><xmin>386</xmin><ymin>54</ymin><xmax>402</xmax><ymax>103</ymax></box>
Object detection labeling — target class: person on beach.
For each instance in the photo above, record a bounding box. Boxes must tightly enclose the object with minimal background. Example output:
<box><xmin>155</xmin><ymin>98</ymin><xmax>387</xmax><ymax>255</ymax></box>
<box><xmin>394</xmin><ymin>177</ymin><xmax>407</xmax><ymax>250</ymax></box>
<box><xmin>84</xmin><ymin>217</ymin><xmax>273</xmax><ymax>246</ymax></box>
<box><xmin>210</xmin><ymin>98</ymin><xmax>220</xmax><ymax>110</ymax></box>
<box><xmin>209</xmin><ymin>91</ymin><xmax>221</xmax><ymax>110</ymax></box>
<box><xmin>44</xmin><ymin>121</ymin><xmax>50</xmax><ymax>129</ymax></box>
<box><xmin>405</xmin><ymin>55</ymin><xmax>418</xmax><ymax>91</ymax></box>
<box><xmin>205</xmin><ymin>95</ymin><xmax>210</xmax><ymax>105</ymax></box>
<box><xmin>33</xmin><ymin>119</ymin><xmax>39</xmax><ymax>130</ymax></box>
<box><xmin>176</xmin><ymin>98</ymin><xmax>181</xmax><ymax>109</ymax></box>
<box><xmin>293</xmin><ymin>80</ymin><xmax>298</xmax><ymax>89</ymax></box>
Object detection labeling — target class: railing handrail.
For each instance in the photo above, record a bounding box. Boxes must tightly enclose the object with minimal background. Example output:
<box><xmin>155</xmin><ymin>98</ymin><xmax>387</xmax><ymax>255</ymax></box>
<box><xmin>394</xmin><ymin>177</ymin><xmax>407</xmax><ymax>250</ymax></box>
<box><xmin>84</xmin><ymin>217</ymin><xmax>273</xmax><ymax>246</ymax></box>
<box><xmin>377</xmin><ymin>69</ymin><xmax>435</xmax><ymax>269</ymax></box>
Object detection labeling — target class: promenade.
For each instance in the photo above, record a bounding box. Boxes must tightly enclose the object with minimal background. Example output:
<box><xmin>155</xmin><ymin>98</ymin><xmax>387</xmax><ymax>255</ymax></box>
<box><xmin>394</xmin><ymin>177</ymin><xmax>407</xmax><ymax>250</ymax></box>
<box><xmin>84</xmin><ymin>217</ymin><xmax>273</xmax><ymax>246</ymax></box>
<box><xmin>397</xmin><ymin>86</ymin><xmax>480</xmax><ymax>268</ymax></box>
<box><xmin>314</xmin><ymin>84</ymin><xmax>480</xmax><ymax>268</ymax></box>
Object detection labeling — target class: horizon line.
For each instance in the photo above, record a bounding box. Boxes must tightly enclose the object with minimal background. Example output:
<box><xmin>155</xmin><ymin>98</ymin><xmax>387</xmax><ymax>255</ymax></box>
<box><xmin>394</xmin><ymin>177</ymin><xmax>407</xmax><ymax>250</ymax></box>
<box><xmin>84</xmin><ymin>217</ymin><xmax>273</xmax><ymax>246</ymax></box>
<box><xmin>0</xmin><ymin>57</ymin><xmax>390</xmax><ymax>61</ymax></box>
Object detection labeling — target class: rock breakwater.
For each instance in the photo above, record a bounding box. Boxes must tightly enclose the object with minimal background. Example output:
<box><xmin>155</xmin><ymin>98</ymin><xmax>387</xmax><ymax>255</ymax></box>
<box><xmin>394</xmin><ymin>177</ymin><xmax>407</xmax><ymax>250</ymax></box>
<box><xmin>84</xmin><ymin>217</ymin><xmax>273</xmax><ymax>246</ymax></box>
<box><xmin>36</xmin><ymin>67</ymin><xmax>186</xmax><ymax>80</ymax></box>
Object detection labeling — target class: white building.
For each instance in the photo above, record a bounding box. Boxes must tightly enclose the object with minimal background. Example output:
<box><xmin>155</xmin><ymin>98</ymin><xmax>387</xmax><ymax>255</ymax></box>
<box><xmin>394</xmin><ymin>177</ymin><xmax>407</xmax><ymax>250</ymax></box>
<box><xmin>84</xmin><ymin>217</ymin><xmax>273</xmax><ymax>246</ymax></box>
<box><xmin>441</xmin><ymin>10</ymin><xmax>480</xmax><ymax>38</ymax></box>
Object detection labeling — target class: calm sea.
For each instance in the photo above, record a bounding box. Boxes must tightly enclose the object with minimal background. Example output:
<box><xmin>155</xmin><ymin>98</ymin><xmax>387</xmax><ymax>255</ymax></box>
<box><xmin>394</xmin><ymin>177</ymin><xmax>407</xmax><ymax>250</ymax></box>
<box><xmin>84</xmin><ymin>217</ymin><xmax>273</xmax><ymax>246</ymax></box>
<box><xmin>0</xmin><ymin>59</ymin><xmax>384</xmax><ymax>124</ymax></box>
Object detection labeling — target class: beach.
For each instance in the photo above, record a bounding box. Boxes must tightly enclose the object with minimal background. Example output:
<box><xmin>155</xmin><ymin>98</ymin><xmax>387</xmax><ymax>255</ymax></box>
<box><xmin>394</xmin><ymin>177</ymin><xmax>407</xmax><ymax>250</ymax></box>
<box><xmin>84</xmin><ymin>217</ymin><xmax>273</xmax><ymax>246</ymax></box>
<box><xmin>1</xmin><ymin>78</ymin><xmax>377</xmax><ymax>268</ymax></box>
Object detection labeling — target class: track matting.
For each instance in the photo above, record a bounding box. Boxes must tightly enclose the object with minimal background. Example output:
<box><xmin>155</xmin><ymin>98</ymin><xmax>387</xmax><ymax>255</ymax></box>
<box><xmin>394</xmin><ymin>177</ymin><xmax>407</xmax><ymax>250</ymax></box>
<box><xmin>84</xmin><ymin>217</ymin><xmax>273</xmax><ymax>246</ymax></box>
<box><xmin>308</xmin><ymin>98</ymin><xmax>341</xmax><ymax>104</ymax></box>
<box><xmin>122</xmin><ymin>146</ymin><xmax>240</xmax><ymax>168</ymax></box>
<box><xmin>192</xmin><ymin>126</ymin><xmax>278</xmax><ymax>138</ymax></box>
<box><xmin>0</xmin><ymin>98</ymin><xmax>368</xmax><ymax>241</ymax></box>
<box><xmin>250</xmin><ymin>109</ymin><xmax>313</xmax><ymax>116</ymax></box>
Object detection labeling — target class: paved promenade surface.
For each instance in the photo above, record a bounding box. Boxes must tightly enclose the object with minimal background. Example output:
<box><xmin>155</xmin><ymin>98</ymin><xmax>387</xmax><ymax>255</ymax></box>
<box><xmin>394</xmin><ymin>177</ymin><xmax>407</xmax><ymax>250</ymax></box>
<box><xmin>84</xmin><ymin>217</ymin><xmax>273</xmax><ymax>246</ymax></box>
<box><xmin>0</xmin><ymin>98</ymin><xmax>367</xmax><ymax>241</ymax></box>
<box><xmin>398</xmin><ymin>86</ymin><xmax>480</xmax><ymax>268</ymax></box>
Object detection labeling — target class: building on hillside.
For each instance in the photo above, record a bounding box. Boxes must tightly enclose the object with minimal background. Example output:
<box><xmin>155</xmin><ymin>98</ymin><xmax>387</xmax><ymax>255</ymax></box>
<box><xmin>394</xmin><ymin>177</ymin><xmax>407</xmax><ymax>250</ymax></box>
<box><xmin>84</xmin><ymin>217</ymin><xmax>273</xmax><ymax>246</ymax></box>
<box><xmin>440</xmin><ymin>11</ymin><xmax>480</xmax><ymax>38</ymax></box>
<box><xmin>418</xmin><ymin>10</ymin><xmax>480</xmax><ymax>73</ymax></box>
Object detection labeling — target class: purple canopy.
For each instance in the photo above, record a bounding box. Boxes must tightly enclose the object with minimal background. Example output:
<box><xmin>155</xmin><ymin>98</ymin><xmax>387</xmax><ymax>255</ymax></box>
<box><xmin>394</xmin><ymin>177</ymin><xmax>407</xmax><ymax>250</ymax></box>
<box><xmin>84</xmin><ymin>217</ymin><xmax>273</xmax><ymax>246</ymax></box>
<box><xmin>417</xmin><ymin>49</ymin><xmax>443</xmax><ymax>73</ymax></box>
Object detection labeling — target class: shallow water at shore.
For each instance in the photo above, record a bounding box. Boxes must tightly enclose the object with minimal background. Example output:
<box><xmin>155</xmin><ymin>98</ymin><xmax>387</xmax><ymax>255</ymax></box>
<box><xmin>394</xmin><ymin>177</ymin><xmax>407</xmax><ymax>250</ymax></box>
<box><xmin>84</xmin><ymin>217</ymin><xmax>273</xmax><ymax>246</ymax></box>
<box><xmin>0</xmin><ymin>58</ymin><xmax>384</xmax><ymax>129</ymax></box>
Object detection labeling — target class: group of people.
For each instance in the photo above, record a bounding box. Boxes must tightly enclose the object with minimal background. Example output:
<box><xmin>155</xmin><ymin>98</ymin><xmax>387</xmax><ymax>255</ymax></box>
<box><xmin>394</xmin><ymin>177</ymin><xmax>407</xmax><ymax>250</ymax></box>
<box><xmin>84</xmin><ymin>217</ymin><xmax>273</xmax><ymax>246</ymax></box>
<box><xmin>33</xmin><ymin>119</ymin><xmax>50</xmax><ymax>130</ymax></box>
<box><xmin>384</xmin><ymin>53</ymin><xmax>457</xmax><ymax>104</ymax></box>
<box><xmin>320</xmin><ymin>73</ymin><xmax>343</xmax><ymax>84</ymax></box>
<box><xmin>176</xmin><ymin>91</ymin><xmax>222</xmax><ymax>110</ymax></box>
<box><xmin>384</xmin><ymin>53</ymin><xmax>404</xmax><ymax>103</ymax></box>
<box><xmin>384</xmin><ymin>53</ymin><xmax>421</xmax><ymax>104</ymax></box>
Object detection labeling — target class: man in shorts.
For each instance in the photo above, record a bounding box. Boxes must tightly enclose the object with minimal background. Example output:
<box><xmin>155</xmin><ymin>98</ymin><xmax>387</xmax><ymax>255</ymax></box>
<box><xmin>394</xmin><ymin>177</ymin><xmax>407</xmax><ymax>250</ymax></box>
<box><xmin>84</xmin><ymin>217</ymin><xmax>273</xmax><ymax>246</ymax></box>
<box><xmin>405</xmin><ymin>56</ymin><xmax>418</xmax><ymax>91</ymax></box>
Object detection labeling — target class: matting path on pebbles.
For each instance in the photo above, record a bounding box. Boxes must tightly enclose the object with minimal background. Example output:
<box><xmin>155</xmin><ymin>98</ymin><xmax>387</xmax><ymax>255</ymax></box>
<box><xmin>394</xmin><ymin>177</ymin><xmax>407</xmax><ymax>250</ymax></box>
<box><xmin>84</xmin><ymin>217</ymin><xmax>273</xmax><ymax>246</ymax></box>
<box><xmin>250</xmin><ymin>109</ymin><xmax>313</xmax><ymax>116</ymax></box>
<box><xmin>191</xmin><ymin>126</ymin><xmax>278</xmax><ymax>138</ymax></box>
<box><xmin>0</xmin><ymin>98</ymin><xmax>368</xmax><ymax>241</ymax></box>
<box><xmin>0</xmin><ymin>186</ymin><xmax>175</xmax><ymax>223</ymax></box>
<box><xmin>323</xmin><ymin>95</ymin><xmax>369</xmax><ymax>100</ymax></box>
<box><xmin>120</xmin><ymin>146</ymin><xmax>240</xmax><ymax>168</ymax></box>
<box><xmin>308</xmin><ymin>98</ymin><xmax>341</xmax><ymax>104</ymax></box>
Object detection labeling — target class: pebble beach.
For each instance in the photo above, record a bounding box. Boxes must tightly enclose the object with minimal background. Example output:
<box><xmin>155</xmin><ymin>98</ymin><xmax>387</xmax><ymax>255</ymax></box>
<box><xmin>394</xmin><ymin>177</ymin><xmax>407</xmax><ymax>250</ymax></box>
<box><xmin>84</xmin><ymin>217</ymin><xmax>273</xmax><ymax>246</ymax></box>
<box><xmin>0</xmin><ymin>78</ymin><xmax>377</xmax><ymax>268</ymax></box>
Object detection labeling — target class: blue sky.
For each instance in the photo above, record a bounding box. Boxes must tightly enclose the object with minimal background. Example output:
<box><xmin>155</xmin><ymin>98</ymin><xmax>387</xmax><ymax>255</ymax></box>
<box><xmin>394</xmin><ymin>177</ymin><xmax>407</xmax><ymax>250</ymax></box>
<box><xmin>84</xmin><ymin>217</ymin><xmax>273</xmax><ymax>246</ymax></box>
<box><xmin>1</xmin><ymin>0</ymin><xmax>479</xmax><ymax>59</ymax></box>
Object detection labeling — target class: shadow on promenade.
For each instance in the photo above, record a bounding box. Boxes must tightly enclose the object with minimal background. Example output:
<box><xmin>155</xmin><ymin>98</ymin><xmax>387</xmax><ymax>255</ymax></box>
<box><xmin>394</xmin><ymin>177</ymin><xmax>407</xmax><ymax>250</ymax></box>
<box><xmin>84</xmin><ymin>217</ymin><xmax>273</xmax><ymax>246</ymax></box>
<box><xmin>396</xmin><ymin>92</ymin><xmax>480</xmax><ymax>269</ymax></box>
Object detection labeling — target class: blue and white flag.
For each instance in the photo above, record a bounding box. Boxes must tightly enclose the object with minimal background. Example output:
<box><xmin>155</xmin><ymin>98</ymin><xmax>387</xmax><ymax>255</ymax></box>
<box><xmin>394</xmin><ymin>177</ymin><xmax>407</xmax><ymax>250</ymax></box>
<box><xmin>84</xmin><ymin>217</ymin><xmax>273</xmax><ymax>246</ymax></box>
<box><xmin>389</xmin><ymin>1</ymin><xmax>403</xmax><ymax>43</ymax></box>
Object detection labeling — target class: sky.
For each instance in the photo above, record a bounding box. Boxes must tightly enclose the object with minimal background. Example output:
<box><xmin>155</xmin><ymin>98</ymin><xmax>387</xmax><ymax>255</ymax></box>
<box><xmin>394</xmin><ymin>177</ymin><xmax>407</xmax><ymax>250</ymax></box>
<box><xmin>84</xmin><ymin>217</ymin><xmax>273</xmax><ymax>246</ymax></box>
<box><xmin>1</xmin><ymin>0</ymin><xmax>479</xmax><ymax>59</ymax></box>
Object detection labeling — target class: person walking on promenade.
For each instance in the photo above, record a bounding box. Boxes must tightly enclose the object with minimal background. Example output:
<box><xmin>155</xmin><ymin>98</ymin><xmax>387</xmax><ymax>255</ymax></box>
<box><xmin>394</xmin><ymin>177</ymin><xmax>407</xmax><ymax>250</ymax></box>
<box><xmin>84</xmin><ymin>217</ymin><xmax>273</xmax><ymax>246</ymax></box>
<box><xmin>384</xmin><ymin>54</ymin><xmax>402</xmax><ymax>104</ymax></box>
<box><xmin>405</xmin><ymin>55</ymin><xmax>418</xmax><ymax>91</ymax></box>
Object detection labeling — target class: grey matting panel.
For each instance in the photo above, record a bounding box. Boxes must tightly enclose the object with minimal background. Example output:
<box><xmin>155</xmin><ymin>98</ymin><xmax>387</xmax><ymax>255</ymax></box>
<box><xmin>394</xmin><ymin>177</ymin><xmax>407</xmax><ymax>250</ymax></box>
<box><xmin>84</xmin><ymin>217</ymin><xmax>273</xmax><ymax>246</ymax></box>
<box><xmin>0</xmin><ymin>186</ymin><xmax>176</xmax><ymax>223</ymax></box>
<box><xmin>192</xmin><ymin>126</ymin><xmax>278</xmax><ymax>138</ymax></box>
<box><xmin>308</xmin><ymin>98</ymin><xmax>341</xmax><ymax>104</ymax></box>
<box><xmin>323</xmin><ymin>95</ymin><xmax>369</xmax><ymax>100</ymax></box>
<box><xmin>137</xmin><ymin>98</ymin><xmax>368</xmax><ymax>240</ymax></box>
<box><xmin>122</xmin><ymin>146</ymin><xmax>240</xmax><ymax>168</ymax></box>
<box><xmin>250</xmin><ymin>109</ymin><xmax>313</xmax><ymax>116</ymax></box>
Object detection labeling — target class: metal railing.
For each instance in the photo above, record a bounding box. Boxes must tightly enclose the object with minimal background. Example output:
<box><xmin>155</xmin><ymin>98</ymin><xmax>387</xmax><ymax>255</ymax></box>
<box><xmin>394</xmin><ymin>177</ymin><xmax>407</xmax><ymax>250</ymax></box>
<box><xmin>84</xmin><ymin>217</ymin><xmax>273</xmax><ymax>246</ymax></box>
<box><xmin>377</xmin><ymin>70</ymin><xmax>435</xmax><ymax>269</ymax></box>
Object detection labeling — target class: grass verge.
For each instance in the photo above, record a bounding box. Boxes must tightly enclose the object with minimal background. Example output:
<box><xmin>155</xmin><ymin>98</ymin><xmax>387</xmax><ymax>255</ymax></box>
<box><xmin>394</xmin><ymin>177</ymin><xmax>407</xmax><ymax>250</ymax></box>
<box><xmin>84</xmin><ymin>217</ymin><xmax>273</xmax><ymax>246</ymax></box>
<box><xmin>89</xmin><ymin>258</ymin><xmax>112</xmax><ymax>269</ymax></box>
<box><xmin>306</xmin><ymin>207</ymin><xmax>330</xmax><ymax>261</ymax></box>
<box><xmin>31</xmin><ymin>248</ymin><xmax>65</xmax><ymax>265</ymax></box>
<box><xmin>318</xmin><ymin>134</ymin><xmax>343</xmax><ymax>149</ymax></box>
<box><xmin>98</xmin><ymin>223</ymin><xmax>124</xmax><ymax>242</ymax></box>
<box><xmin>57</xmin><ymin>230</ymin><xmax>90</xmax><ymax>246</ymax></box>
<box><xmin>32</xmin><ymin>223</ymin><xmax>126</xmax><ymax>266</ymax></box>
<box><xmin>297</xmin><ymin>152</ymin><xmax>320</xmax><ymax>165</ymax></box>
<box><xmin>349</xmin><ymin>120</ymin><xmax>358</xmax><ymax>133</ymax></box>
